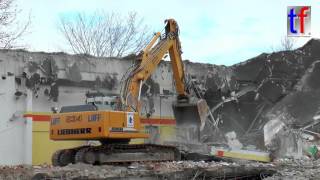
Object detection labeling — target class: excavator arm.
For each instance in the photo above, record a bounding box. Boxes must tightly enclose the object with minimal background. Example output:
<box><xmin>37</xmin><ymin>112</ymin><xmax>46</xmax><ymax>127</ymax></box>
<box><xmin>120</xmin><ymin>19</ymin><xmax>211</xmax><ymax>141</ymax></box>
<box><xmin>121</xmin><ymin>19</ymin><xmax>188</xmax><ymax>112</ymax></box>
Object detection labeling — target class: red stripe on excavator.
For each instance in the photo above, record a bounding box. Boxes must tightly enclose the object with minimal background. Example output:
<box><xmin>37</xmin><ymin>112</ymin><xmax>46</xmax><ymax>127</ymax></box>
<box><xmin>140</xmin><ymin>118</ymin><xmax>176</xmax><ymax>125</ymax></box>
<box><xmin>24</xmin><ymin>114</ymin><xmax>176</xmax><ymax>125</ymax></box>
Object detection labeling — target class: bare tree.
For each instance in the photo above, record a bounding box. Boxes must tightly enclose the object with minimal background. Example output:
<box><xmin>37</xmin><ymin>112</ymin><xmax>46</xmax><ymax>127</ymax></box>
<box><xmin>270</xmin><ymin>36</ymin><xmax>296</xmax><ymax>52</ymax></box>
<box><xmin>280</xmin><ymin>36</ymin><xmax>295</xmax><ymax>51</ymax></box>
<box><xmin>0</xmin><ymin>0</ymin><xmax>30</xmax><ymax>49</ymax></box>
<box><xmin>58</xmin><ymin>11</ymin><xmax>150</xmax><ymax>58</ymax></box>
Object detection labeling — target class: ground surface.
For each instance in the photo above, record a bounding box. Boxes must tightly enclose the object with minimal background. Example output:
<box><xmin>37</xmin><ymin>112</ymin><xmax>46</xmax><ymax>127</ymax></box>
<box><xmin>1</xmin><ymin>159</ymin><xmax>320</xmax><ymax>180</ymax></box>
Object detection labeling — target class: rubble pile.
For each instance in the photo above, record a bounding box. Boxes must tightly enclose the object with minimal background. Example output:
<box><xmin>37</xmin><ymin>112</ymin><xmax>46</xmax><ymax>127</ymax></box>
<box><xmin>3</xmin><ymin>159</ymin><xmax>320</xmax><ymax>179</ymax></box>
<box><xmin>0</xmin><ymin>161</ymin><xmax>278</xmax><ymax>179</ymax></box>
<box><xmin>199</xmin><ymin>39</ymin><xmax>320</xmax><ymax>158</ymax></box>
<box><xmin>0</xmin><ymin>165</ymin><xmax>33</xmax><ymax>179</ymax></box>
<box><xmin>266</xmin><ymin>159</ymin><xmax>320</xmax><ymax>179</ymax></box>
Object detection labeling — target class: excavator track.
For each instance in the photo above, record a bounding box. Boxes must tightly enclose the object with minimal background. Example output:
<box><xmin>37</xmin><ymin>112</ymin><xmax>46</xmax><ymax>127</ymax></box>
<box><xmin>52</xmin><ymin>144</ymin><xmax>181</xmax><ymax>166</ymax></box>
<box><xmin>52</xmin><ymin>146</ymin><xmax>88</xmax><ymax>166</ymax></box>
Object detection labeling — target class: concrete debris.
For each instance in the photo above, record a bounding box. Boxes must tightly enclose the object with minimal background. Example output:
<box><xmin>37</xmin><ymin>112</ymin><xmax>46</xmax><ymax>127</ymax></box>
<box><xmin>0</xmin><ymin>161</ymin><xmax>278</xmax><ymax>179</ymax></box>
<box><xmin>0</xmin><ymin>159</ymin><xmax>310</xmax><ymax>179</ymax></box>
<box><xmin>266</xmin><ymin>158</ymin><xmax>320</xmax><ymax>179</ymax></box>
<box><xmin>0</xmin><ymin>165</ymin><xmax>33</xmax><ymax>180</ymax></box>
<box><xmin>225</xmin><ymin>131</ymin><xmax>243</xmax><ymax>149</ymax></box>
<box><xmin>200</xmin><ymin>39</ymin><xmax>320</xmax><ymax>154</ymax></box>
<box><xmin>269</xmin><ymin>128</ymin><xmax>304</xmax><ymax>159</ymax></box>
<box><xmin>264</xmin><ymin>119</ymin><xmax>286</xmax><ymax>149</ymax></box>
<box><xmin>164</xmin><ymin>140</ymin><xmax>210</xmax><ymax>155</ymax></box>
<box><xmin>9</xmin><ymin>159</ymin><xmax>320</xmax><ymax>179</ymax></box>
<box><xmin>263</xmin><ymin>112</ymin><xmax>320</xmax><ymax>160</ymax></box>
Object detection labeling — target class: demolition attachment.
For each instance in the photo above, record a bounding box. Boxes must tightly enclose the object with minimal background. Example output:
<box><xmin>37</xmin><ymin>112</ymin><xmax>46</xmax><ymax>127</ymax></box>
<box><xmin>173</xmin><ymin>99</ymin><xmax>209</xmax><ymax>142</ymax></box>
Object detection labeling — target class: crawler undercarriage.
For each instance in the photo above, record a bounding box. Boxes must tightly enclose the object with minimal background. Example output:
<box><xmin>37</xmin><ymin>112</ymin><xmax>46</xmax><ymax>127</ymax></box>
<box><xmin>52</xmin><ymin>142</ymin><xmax>181</xmax><ymax>166</ymax></box>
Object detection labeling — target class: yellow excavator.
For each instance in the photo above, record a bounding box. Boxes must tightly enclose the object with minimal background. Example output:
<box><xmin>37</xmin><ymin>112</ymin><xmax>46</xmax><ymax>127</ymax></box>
<box><xmin>50</xmin><ymin>19</ymin><xmax>209</xmax><ymax>166</ymax></box>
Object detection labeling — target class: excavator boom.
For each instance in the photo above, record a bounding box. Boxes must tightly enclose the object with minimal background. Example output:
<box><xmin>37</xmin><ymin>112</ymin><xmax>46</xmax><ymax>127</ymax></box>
<box><xmin>121</xmin><ymin>19</ymin><xmax>187</xmax><ymax>111</ymax></box>
<box><xmin>121</xmin><ymin>19</ymin><xmax>209</xmax><ymax>141</ymax></box>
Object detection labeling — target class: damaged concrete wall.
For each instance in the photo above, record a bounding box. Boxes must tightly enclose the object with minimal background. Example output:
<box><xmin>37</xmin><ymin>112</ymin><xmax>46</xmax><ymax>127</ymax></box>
<box><xmin>0</xmin><ymin>58</ymin><xmax>31</xmax><ymax>165</ymax></box>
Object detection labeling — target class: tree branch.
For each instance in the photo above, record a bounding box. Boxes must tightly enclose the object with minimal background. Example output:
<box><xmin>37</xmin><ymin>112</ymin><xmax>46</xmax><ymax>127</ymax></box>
<box><xmin>58</xmin><ymin>10</ymin><xmax>150</xmax><ymax>58</ymax></box>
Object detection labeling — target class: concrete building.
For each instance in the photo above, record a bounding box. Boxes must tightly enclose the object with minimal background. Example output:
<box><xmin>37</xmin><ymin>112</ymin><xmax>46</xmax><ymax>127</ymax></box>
<box><xmin>0</xmin><ymin>49</ymin><xmax>191</xmax><ymax>165</ymax></box>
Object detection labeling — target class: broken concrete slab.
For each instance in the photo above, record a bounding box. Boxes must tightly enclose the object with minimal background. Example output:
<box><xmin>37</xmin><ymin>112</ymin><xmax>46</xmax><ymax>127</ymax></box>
<box><xmin>200</xmin><ymin>39</ymin><xmax>320</xmax><ymax>154</ymax></box>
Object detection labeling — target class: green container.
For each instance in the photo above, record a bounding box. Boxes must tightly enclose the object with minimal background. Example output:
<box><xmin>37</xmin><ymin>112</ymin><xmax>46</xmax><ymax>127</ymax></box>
<box><xmin>307</xmin><ymin>145</ymin><xmax>318</xmax><ymax>158</ymax></box>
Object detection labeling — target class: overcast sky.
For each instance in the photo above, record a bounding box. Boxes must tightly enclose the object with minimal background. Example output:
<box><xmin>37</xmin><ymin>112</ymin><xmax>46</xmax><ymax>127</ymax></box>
<box><xmin>17</xmin><ymin>0</ymin><xmax>319</xmax><ymax>65</ymax></box>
